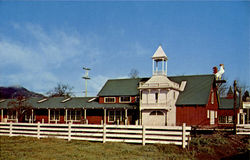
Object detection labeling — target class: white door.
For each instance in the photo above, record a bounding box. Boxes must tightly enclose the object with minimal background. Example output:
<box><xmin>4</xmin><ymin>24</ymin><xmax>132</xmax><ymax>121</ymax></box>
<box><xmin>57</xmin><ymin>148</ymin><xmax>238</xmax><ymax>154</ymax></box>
<box><xmin>210</xmin><ymin>111</ymin><xmax>215</xmax><ymax>125</ymax></box>
<box><xmin>145</xmin><ymin>111</ymin><xmax>165</xmax><ymax>126</ymax></box>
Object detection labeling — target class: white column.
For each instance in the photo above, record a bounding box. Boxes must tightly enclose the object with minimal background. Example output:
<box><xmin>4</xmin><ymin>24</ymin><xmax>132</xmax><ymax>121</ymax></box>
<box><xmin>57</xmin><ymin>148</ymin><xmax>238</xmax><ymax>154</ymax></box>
<box><xmin>65</xmin><ymin>109</ymin><xmax>67</xmax><ymax>123</ymax></box>
<box><xmin>104</xmin><ymin>109</ymin><xmax>106</xmax><ymax>124</ymax></box>
<box><xmin>1</xmin><ymin>109</ymin><xmax>3</xmax><ymax>122</ymax></box>
<box><xmin>48</xmin><ymin>109</ymin><xmax>50</xmax><ymax>124</ymax></box>
<box><xmin>152</xmin><ymin>59</ymin><xmax>154</xmax><ymax>75</ymax></box>
<box><xmin>16</xmin><ymin>111</ymin><xmax>18</xmax><ymax>122</ymax></box>
<box><xmin>162</xmin><ymin>58</ymin><xmax>164</xmax><ymax>74</ymax></box>
<box><xmin>125</xmin><ymin>108</ymin><xmax>128</xmax><ymax>125</ymax></box>
<box><xmin>166</xmin><ymin>60</ymin><xmax>168</xmax><ymax>75</ymax></box>
<box><xmin>237</xmin><ymin>113</ymin><xmax>240</xmax><ymax>124</ymax></box>
<box><xmin>31</xmin><ymin>109</ymin><xmax>34</xmax><ymax>123</ymax></box>
<box><xmin>84</xmin><ymin>109</ymin><xmax>87</xmax><ymax>120</ymax></box>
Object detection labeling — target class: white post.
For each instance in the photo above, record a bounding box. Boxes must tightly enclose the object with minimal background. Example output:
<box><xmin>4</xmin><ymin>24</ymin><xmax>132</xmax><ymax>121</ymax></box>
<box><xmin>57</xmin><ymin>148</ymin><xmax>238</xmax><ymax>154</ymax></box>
<box><xmin>125</xmin><ymin>108</ymin><xmax>128</xmax><ymax>125</ymax></box>
<box><xmin>65</xmin><ymin>109</ymin><xmax>67</xmax><ymax>123</ymax></box>
<box><xmin>237</xmin><ymin>113</ymin><xmax>240</xmax><ymax>124</ymax></box>
<box><xmin>243</xmin><ymin>113</ymin><xmax>245</xmax><ymax>124</ymax></box>
<box><xmin>1</xmin><ymin>109</ymin><xmax>3</xmax><ymax>122</ymax></box>
<box><xmin>142</xmin><ymin>125</ymin><xmax>146</xmax><ymax>146</ymax></box>
<box><xmin>37</xmin><ymin>122</ymin><xmax>40</xmax><ymax>139</ymax></box>
<box><xmin>103</xmin><ymin>124</ymin><xmax>106</xmax><ymax>143</ymax></box>
<box><xmin>84</xmin><ymin>108</ymin><xmax>87</xmax><ymax>123</ymax></box>
<box><xmin>104</xmin><ymin>109</ymin><xmax>106</xmax><ymax>125</ymax></box>
<box><xmin>162</xmin><ymin>58</ymin><xmax>164</xmax><ymax>75</ymax></box>
<box><xmin>10</xmin><ymin>121</ymin><xmax>12</xmax><ymax>137</ymax></box>
<box><xmin>48</xmin><ymin>109</ymin><xmax>50</xmax><ymax>124</ymax></box>
<box><xmin>42</xmin><ymin>119</ymin><xmax>44</xmax><ymax>124</ymax></box>
<box><xmin>16</xmin><ymin>111</ymin><xmax>18</xmax><ymax>123</ymax></box>
<box><xmin>31</xmin><ymin>109</ymin><xmax>34</xmax><ymax>123</ymax></box>
<box><xmin>152</xmin><ymin>59</ymin><xmax>154</xmax><ymax>75</ymax></box>
<box><xmin>182</xmin><ymin>123</ymin><xmax>186</xmax><ymax>149</ymax></box>
<box><xmin>68</xmin><ymin>122</ymin><xmax>71</xmax><ymax>141</ymax></box>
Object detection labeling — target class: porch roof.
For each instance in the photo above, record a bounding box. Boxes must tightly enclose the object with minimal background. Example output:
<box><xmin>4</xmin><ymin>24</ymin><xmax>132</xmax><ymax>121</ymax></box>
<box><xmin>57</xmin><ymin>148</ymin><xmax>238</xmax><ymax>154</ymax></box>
<box><xmin>0</xmin><ymin>97</ymin><xmax>136</xmax><ymax>109</ymax></box>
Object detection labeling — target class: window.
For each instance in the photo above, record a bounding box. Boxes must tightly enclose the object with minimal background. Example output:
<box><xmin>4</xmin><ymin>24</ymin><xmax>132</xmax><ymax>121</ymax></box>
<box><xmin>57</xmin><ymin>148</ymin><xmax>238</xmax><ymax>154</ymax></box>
<box><xmin>155</xmin><ymin>93</ymin><xmax>159</xmax><ymax>103</ymax></box>
<box><xmin>108</xmin><ymin>110</ymin><xmax>123</xmax><ymax>122</ymax></box>
<box><xmin>104</xmin><ymin>97</ymin><xmax>116</xmax><ymax>103</ymax></box>
<box><xmin>67</xmin><ymin>110</ymin><xmax>81</xmax><ymax>121</ymax></box>
<box><xmin>150</xmin><ymin>111</ymin><xmax>164</xmax><ymax>116</ymax></box>
<box><xmin>219</xmin><ymin>116</ymin><xmax>233</xmax><ymax>124</ymax></box>
<box><xmin>211</xmin><ymin>91</ymin><xmax>214</xmax><ymax>104</ymax></box>
<box><xmin>7</xmin><ymin>110</ymin><xmax>16</xmax><ymax>119</ymax></box>
<box><xmin>50</xmin><ymin>110</ymin><xmax>60</xmax><ymax>121</ymax></box>
<box><xmin>119</xmin><ymin>96</ymin><xmax>131</xmax><ymax>103</ymax></box>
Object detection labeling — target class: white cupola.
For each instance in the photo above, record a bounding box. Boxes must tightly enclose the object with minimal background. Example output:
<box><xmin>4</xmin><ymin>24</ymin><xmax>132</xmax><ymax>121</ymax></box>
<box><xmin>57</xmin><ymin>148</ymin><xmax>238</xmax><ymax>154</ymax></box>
<box><xmin>152</xmin><ymin>45</ymin><xmax>168</xmax><ymax>76</ymax></box>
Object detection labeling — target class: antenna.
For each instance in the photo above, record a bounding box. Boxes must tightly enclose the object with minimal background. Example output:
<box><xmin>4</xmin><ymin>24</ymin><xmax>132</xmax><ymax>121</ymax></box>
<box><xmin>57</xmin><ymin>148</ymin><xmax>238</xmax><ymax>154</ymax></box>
<box><xmin>82</xmin><ymin>67</ymin><xmax>91</xmax><ymax>97</ymax></box>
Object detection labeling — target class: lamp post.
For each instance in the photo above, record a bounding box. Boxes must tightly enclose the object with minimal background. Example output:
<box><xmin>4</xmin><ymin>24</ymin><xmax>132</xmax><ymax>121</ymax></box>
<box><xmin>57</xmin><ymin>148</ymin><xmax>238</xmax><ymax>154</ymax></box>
<box><xmin>82</xmin><ymin>67</ymin><xmax>90</xmax><ymax>97</ymax></box>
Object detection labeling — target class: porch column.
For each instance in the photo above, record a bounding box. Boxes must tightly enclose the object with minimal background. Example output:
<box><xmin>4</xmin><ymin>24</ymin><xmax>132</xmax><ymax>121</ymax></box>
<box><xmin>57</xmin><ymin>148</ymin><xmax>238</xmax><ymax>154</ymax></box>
<box><xmin>84</xmin><ymin>108</ymin><xmax>87</xmax><ymax>123</ymax></box>
<box><xmin>125</xmin><ymin>108</ymin><xmax>128</xmax><ymax>125</ymax></box>
<box><xmin>16</xmin><ymin>111</ymin><xmax>18</xmax><ymax>122</ymax></box>
<box><xmin>243</xmin><ymin>113</ymin><xmax>246</xmax><ymax>124</ymax></box>
<box><xmin>31</xmin><ymin>109</ymin><xmax>34</xmax><ymax>123</ymax></box>
<box><xmin>1</xmin><ymin>109</ymin><xmax>3</xmax><ymax>122</ymax></box>
<box><xmin>48</xmin><ymin>109</ymin><xmax>50</xmax><ymax>124</ymax></box>
<box><xmin>104</xmin><ymin>109</ymin><xmax>106</xmax><ymax>124</ymax></box>
<box><xmin>65</xmin><ymin>109</ymin><xmax>67</xmax><ymax>123</ymax></box>
<box><xmin>237</xmin><ymin>113</ymin><xmax>240</xmax><ymax>124</ymax></box>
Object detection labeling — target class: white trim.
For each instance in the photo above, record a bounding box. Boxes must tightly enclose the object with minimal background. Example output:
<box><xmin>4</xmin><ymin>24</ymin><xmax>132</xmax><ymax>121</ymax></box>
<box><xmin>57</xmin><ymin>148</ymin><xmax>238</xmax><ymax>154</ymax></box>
<box><xmin>119</xmin><ymin>96</ymin><xmax>131</xmax><ymax>103</ymax></box>
<box><xmin>104</xmin><ymin>97</ymin><xmax>116</xmax><ymax>103</ymax></box>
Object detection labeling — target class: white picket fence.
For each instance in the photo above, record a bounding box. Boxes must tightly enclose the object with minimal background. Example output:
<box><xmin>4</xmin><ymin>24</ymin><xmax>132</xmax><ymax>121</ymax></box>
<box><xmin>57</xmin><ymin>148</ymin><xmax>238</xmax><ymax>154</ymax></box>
<box><xmin>0</xmin><ymin>122</ymin><xmax>191</xmax><ymax>148</ymax></box>
<box><xmin>236</xmin><ymin>124</ymin><xmax>250</xmax><ymax>135</ymax></box>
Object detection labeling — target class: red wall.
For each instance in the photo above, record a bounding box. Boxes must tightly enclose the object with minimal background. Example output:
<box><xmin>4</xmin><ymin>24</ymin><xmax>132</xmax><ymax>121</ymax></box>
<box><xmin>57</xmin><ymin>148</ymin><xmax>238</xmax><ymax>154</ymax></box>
<box><xmin>176</xmin><ymin>84</ymin><xmax>219</xmax><ymax>127</ymax></box>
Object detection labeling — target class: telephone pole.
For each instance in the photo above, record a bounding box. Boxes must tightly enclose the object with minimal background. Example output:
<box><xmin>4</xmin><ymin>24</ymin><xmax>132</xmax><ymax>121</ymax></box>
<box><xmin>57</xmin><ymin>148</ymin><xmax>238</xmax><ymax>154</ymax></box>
<box><xmin>82</xmin><ymin>67</ymin><xmax>90</xmax><ymax>97</ymax></box>
<box><xmin>233</xmin><ymin>80</ymin><xmax>237</xmax><ymax>134</ymax></box>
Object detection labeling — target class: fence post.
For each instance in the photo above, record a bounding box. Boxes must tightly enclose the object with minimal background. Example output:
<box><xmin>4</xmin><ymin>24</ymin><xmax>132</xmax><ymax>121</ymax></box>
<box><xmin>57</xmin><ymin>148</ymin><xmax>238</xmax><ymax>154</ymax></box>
<box><xmin>182</xmin><ymin>123</ymin><xmax>186</xmax><ymax>149</ymax></box>
<box><xmin>37</xmin><ymin>122</ymin><xmax>40</xmax><ymax>139</ymax></box>
<box><xmin>103</xmin><ymin>124</ymin><xmax>106</xmax><ymax>143</ymax></box>
<box><xmin>68</xmin><ymin>122</ymin><xmax>71</xmax><ymax>141</ymax></box>
<box><xmin>142</xmin><ymin>125</ymin><xmax>146</xmax><ymax>146</ymax></box>
<box><xmin>10</xmin><ymin>121</ymin><xmax>13</xmax><ymax>137</ymax></box>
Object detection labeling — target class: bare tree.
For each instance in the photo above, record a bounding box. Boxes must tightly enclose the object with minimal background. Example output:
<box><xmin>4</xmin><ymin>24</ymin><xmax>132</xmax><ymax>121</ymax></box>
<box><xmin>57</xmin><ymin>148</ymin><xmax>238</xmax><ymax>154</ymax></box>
<box><xmin>7</xmin><ymin>96</ymin><xmax>33</xmax><ymax>122</ymax></box>
<box><xmin>47</xmin><ymin>83</ymin><xmax>74</xmax><ymax>97</ymax></box>
<box><xmin>129</xmin><ymin>69</ymin><xmax>139</xmax><ymax>78</ymax></box>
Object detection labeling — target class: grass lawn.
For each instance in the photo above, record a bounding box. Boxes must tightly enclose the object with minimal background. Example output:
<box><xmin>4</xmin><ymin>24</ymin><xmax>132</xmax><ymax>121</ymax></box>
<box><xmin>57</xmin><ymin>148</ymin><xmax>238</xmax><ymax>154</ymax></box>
<box><xmin>0</xmin><ymin>134</ymin><xmax>249</xmax><ymax>160</ymax></box>
<box><xmin>0</xmin><ymin>136</ymin><xmax>193</xmax><ymax>160</ymax></box>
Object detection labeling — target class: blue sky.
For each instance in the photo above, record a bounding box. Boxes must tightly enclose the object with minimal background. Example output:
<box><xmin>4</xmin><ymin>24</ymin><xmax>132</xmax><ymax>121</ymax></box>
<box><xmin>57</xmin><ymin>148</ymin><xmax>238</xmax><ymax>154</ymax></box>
<box><xmin>0</xmin><ymin>1</ymin><xmax>249</xmax><ymax>96</ymax></box>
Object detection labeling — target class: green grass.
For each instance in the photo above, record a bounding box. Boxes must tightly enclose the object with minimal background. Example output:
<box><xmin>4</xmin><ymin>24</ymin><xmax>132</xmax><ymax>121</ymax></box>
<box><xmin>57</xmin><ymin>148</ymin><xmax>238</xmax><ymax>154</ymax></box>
<box><xmin>0</xmin><ymin>136</ymin><xmax>194</xmax><ymax>160</ymax></box>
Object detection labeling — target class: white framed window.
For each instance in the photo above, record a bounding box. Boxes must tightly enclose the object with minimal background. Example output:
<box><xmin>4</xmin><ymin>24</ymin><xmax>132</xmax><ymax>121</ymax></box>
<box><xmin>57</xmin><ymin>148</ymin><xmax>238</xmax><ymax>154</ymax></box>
<box><xmin>219</xmin><ymin>116</ymin><xmax>233</xmax><ymax>124</ymax></box>
<box><xmin>104</xmin><ymin>97</ymin><xmax>116</xmax><ymax>103</ymax></box>
<box><xmin>150</xmin><ymin>111</ymin><xmax>164</xmax><ymax>116</ymax></box>
<box><xmin>207</xmin><ymin>110</ymin><xmax>210</xmax><ymax>118</ymax></box>
<box><xmin>50</xmin><ymin>110</ymin><xmax>60</xmax><ymax>121</ymax></box>
<box><xmin>108</xmin><ymin>110</ymin><xmax>123</xmax><ymax>122</ymax></box>
<box><xmin>211</xmin><ymin>91</ymin><xmax>214</xmax><ymax>104</ymax></box>
<box><xmin>119</xmin><ymin>96</ymin><xmax>131</xmax><ymax>103</ymax></box>
<box><xmin>67</xmin><ymin>110</ymin><xmax>81</xmax><ymax>121</ymax></box>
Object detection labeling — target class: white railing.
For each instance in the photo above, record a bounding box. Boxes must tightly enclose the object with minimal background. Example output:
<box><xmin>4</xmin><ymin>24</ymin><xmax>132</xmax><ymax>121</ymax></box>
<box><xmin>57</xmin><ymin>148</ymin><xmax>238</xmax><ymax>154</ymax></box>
<box><xmin>236</xmin><ymin>124</ymin><xmax>250</xmax><ymax>135</ymax></box>
<box><xmin>0</xmin><ymin>122</ymin><xmax>191</xmax><ymax>148</ymax></box>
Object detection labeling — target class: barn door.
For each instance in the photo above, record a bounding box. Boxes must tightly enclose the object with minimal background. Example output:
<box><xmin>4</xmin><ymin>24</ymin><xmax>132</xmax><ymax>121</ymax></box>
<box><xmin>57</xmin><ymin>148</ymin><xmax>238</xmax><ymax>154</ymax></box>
<box><xmin>210</xmin><ymin>111</ymin><xmax>215</xmax><ymax>125</ymax></box>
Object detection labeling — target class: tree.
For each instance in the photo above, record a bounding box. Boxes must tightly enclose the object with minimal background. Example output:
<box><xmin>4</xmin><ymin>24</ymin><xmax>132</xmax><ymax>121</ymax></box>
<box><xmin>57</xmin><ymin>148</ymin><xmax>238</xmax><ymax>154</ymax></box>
<box><xmin>7</xmin><ymin>96</ymin><xmax>33</xmax><ymax>122</ymax></box>
<box><xmin>47</xmin><ymin>83</ymin><xmax>74</xmax><ymax>97</ymax></box>
<box><xmin>128</xmin><ymin>69</ymin><xmax>139</xmax><ymax>78</ymax></box>
<box><xmin>242</xmin><ymin>90</ymin><xmax>249</xmax><ymax>101</ymax></box>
